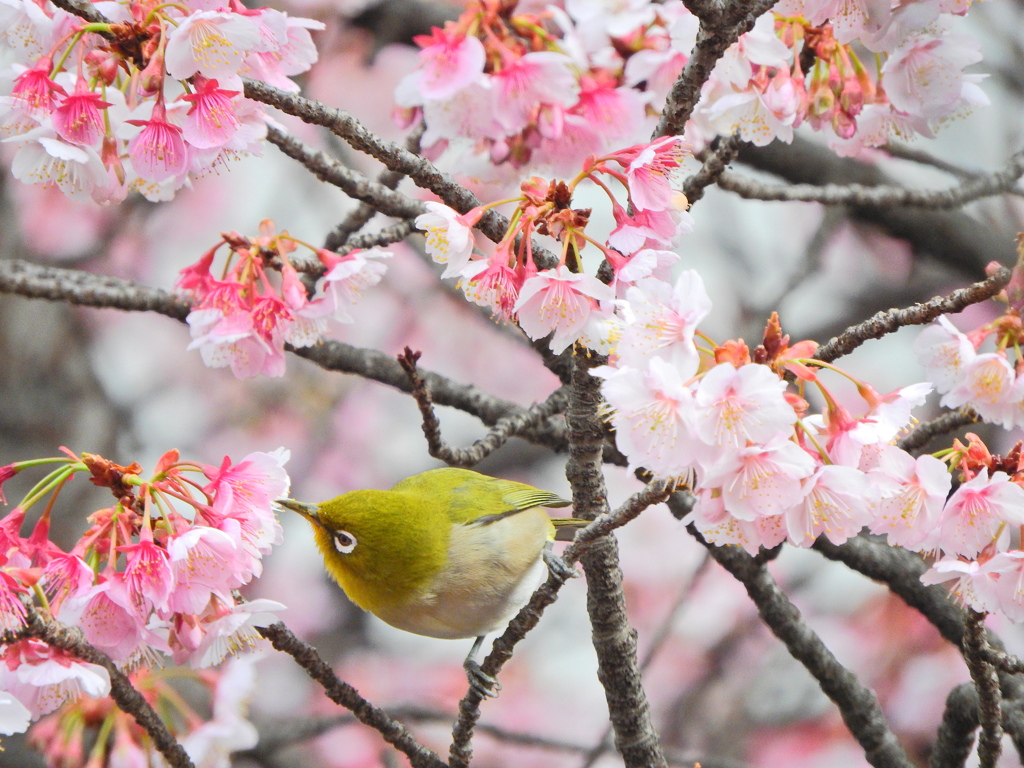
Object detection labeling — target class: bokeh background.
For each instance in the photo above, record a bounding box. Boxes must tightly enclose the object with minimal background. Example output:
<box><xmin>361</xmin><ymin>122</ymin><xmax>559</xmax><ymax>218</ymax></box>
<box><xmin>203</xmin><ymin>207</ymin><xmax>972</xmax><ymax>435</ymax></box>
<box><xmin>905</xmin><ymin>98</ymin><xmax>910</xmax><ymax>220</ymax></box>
<box><xmin>3</xmin><ymin>1</ymin><xmax>1024</xmax><ymax>766</ymax></box>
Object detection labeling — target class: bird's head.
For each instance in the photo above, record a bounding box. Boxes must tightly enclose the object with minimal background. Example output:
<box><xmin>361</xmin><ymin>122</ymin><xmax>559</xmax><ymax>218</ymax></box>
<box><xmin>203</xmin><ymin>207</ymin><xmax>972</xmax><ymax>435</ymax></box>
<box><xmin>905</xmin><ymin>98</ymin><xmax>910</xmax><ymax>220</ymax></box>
<box><xmin>276</xmin><ymin>491</ymin><xmax>450</xmax><ymax>601</ymax></box>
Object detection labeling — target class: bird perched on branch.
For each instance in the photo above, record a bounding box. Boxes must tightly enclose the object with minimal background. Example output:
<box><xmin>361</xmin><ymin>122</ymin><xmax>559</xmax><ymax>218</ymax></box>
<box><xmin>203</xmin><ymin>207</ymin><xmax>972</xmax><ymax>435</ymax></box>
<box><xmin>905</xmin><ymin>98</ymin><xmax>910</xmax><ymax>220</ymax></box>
<box><xmin>277</xmin><ymin>467</ymin><xmax>585</xmax><ymax>695</ymax></box>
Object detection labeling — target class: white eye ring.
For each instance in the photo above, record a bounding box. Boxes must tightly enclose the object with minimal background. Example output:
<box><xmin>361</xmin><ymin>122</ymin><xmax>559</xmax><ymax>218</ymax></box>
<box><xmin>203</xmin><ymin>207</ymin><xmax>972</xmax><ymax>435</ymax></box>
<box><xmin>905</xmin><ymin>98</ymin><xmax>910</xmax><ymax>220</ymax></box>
<box><xmin>333</xmin><ymin>530</ymin><xmax>357</xmax><ymax>554</ymax></box>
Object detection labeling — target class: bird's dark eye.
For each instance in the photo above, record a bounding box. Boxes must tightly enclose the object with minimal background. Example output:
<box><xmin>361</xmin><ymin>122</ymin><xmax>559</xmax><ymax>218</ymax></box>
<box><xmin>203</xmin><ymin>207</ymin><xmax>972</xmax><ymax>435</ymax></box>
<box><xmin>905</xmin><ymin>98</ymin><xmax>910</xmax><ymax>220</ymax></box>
<box><xmin>333</xmin><ymin>530</ymin><xmax>357</xmax><ymax>554</ymax></box>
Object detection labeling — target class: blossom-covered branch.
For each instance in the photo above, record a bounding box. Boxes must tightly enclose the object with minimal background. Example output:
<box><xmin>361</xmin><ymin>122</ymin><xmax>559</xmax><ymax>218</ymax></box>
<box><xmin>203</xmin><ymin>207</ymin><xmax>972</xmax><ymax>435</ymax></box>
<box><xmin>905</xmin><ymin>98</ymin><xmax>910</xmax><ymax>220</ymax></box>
<box><xmin>241</xmin><ymin>79</ymin><xmax>559</xmax><ymax>267</ymax></box>
<box><xmin>3</xmin><ymin>615</ymin><xmax>195</xmax><ymax>768</ymax></box>
<box><xmin>655</xmin><ymin>0</ymin><xmax>780</xmax><ymax>138</ymax></box>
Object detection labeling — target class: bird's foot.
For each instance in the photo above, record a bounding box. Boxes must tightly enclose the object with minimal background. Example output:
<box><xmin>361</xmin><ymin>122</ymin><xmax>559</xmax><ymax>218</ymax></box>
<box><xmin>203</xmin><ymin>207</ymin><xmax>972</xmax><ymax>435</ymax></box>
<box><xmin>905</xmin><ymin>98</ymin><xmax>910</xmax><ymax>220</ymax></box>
<box><xmin>543</xmin><ymin>547</ymin><xmax>578</xmax><ymax>580</ymax></box>
<box><xmin>464</xmin><ymin>657</ymin><xmax>501</xmax><ymax>699</ymax></box>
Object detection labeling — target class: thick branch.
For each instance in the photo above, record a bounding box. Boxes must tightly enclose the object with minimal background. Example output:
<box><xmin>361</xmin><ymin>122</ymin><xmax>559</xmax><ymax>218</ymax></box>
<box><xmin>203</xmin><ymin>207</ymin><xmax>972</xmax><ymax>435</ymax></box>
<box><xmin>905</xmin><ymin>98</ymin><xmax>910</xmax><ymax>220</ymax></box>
<box><xmin>655</xmin><ymin>0</ymin><xmax>779</xmax><ymax>138</ymax></box>
<box><xmin>567</xmin><ymin>352</ymin><xmax>667</xmax><ymax>768</ymax></box>
<box><xmin>0</xmin><ymin>259</ymin><xmax>566</xmax><ymax>450</ymax></box>
<box><xmin>963</xmin><ymin>612</ymin><xmax>1003</xmax><ymax>768</ymax></box>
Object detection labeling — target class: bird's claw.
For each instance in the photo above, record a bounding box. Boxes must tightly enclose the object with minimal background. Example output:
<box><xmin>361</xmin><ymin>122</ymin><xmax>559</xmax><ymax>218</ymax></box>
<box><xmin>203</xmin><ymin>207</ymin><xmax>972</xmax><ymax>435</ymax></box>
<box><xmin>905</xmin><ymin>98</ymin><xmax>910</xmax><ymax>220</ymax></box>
<box><xmin>464</xmin><ymin>657</ymin><xmax>501</xmax><ymax>699</ymax></box>
<box><xmin>543</xmin><ymin>548</ymin><xmax>578</xmax><ymax>580</ymax></box>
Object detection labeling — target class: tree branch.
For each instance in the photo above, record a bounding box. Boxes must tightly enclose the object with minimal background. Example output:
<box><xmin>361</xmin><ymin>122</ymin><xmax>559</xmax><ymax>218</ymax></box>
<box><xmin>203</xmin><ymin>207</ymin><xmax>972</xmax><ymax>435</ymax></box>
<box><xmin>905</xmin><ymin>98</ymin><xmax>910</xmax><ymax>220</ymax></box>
<box><xmin>683</xmin><ymin>517</ymin><xmax>915</xmax><ymax>768</ymax></box>
<box><xmin>265</xmin><ymin>125</ymin><xmax>426</xmax><ymax>221</ymax></box>
<box><xmin>813</xmin><ymin>267</ymin><xmax>1010</xmax><ymax>363</ymax></box>
<box><xmin>397</xmin><ymin>346</ymin><xmax>569</xmax><ymax>467</ymax></box>
<box><xmin>655</xmin><ymin>0</ymin><xmax>779</xmax><ymax>138</ymax></box>
<box><xmin>3</xmin><ymin>613</ymin><xmax>195</xmax><ymax>768</ymax></box>
<box><xmin>963</xmin><ymin>611</ymin><xmax>1003</xmax><ymax>768</ymax></box>
<box><xmin>716</xmin><ymin>150</ymin><xmax>1024</xmax><ymax>208</ymax></box>
<box><xmin>257</xmin><ymin>623</ymin><xmax>446</xmax><ymax>768</ymax></box>
<box><xmin>567</xmin><ymin>352</ymin><xmax>667</xmax><ymax>768</ymax></box>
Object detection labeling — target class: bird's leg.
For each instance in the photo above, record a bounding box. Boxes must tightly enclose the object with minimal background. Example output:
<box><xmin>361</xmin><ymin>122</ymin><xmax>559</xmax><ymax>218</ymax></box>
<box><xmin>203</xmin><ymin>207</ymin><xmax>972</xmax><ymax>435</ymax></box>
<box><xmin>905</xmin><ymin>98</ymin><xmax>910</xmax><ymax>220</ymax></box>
<box><xmin>543</xmin><ymin>542</ymin><xmax>578</xmax><ymax>580</ymax></box>
<box><xmin>464</xmin><ymin>635</ymin><xmax>500</xmax><ymax>699</ymax></box>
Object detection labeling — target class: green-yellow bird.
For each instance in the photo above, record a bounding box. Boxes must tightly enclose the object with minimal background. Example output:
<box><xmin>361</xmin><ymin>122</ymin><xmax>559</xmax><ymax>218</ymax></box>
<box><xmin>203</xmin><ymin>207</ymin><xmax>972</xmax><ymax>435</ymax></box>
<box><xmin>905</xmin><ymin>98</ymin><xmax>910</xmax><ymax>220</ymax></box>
<box><xmin>276</xmin><ymin>468</ymin><xmax>585</xmax><ymax>694</ymax></box>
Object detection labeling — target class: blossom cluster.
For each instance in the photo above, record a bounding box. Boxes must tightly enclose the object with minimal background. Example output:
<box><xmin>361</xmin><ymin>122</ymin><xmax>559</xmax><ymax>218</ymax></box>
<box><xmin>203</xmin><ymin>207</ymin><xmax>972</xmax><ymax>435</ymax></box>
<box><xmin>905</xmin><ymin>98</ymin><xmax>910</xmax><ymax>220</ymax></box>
<box><xmin>396</xmin><ymin>0</ymin><xmax>986</xmax><ymax>181</ymax></box>
<box><xmin>27</xmin><ymin>656</ymin><xmax>259</xmax><ymax>767</ymax></box>
<box><xmin>416</xmin><ymin>135</ymin><xmax>693</xmax><ymax>353</ymax></box>
<box><xmin>589</xmin><ymin>263</ymin><xmax>1024</xmax><ymax>625</ymax></box>
<box><xmin>0</xmin><ymin>446</ymin><xmax>290</xmax><ymax>736</ymax></box>
<box><xmin>177</xmin><ymin>220</ymin><xmax>391</xmax><ymax>378</ymax></box>
<box><xmin>0</xmin><ymin>0</ymin><xmax>322</xmax><ymax>202</ymax></box>
<box><xmin>915</xmin><ymin>313</ymin><xmax>1024</xmax><ymax>430</ymax></box>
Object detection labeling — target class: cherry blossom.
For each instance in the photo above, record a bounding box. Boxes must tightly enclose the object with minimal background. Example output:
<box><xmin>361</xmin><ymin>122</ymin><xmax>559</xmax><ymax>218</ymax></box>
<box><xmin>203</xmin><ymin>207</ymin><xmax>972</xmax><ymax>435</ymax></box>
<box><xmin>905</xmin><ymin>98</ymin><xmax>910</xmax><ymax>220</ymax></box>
<box><xmin>514</xmin><ymin>267</ymin><xmax>616</xmax><ymax>354</ymax></box>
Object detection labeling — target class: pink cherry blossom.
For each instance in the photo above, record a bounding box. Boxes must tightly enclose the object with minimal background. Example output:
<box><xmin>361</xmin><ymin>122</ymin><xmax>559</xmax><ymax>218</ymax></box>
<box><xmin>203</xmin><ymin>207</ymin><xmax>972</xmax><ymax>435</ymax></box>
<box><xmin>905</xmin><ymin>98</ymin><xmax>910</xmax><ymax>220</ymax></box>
<box><xmin>693</xmin><ymin>363</ymin><xmax>797</xmax><ymax>453</ymax></box>
<box><xmin>317</xmin><ymin>249</ymin><xmax>391</xmax><ymax>323</ymax></box>
<box><xmin>614</xmin><ymin>136</ymin><xmax>687</xmax><ymax>212</ymax></box>
<box><xmin>868</xmin><ymin>446</ymin><xmax>951</xmax><ymax>550</ymax></box>
<box><xmin>702</xmin><ymin>436</ymin><xmax>815</xmax><ymax>521</ymax></box>
<box><xmin>882</xmin><ymin>26</ymin><xmax>983</xmax><ymax>121</ymax></box>
<box><xmin>0</xmin><ymin>570</ymin><xmax>28</xmax><ymax>631</ymax></box>
<box><xmin>607</xmin><ymin>204</ymin><xmax>691</xmax><ymax>255</ymax></box>
<box><xmin>409</xmin><ymin>28</ymin><xmax>486</xmax><ymax>101</ymax></box>
<box><xmin>167</xmin><ymin>527</ymin><xmax>243</xmax><ymax>615</ymax></box>
<box><xmin>0</xmin><ymin>639</ymin><xmax>110</xmax><ymax>717</ymax></box>
<box><xmin>616</xmin><ymin>270</ymin><xmax>711</xmax><ymax>374</ymax></box>
<box><xmin>181</xmin><ymin>77</ymin><xmax>241</xmax><ymax>149</ymax></box>
<box><xmin>414</xmin><ymin>202</ymin><xmax>481</xmax><ymax>278</ymax></box>
<box><xmin>935</xmin><ymin>469</ymin><xmax>1024</xmax><ymax>558</ymax></box>
<box><xmin>594</xmin><ymin>358</ymin><xmax>699</xmax><ymax>478</ymax></box>
<box><xmin>126</xmin><ymin>102</ymin><xmax>190</xmax><ymax>183</ymax></box>
<box><xmin>980</xmin><ymin>551</ymin><xmax>1024</xmax><ymax>622</ymax></box>
<box><xmin>187</xmin><ymin>597</ymin><xmax>285</xmax><ymax>668</ymax></box>
<box><xmin>460</xmin><ymin>252</ymin><xmax>521</xmax><ymax>319</ymax></box>
<box><xmin>942</xmin><ymin>352</ymin><xmax>1015</xmax><ymax>427</ymax></box>
<box><xmin>514</xmin><ymin>266</ymin><xmax>616</xmax><ymax>353</ymax></box>
<box><xmin>52</xmin><ymin>83</ymin><xmax>110</xmax><ymax>146</ymax></box>
<box><xmin>787</xmin><ymin>464</ymin><xmax>871</xmax><ymax>547</ymax></box>
<box><xmin>491</xmin><ymin>51</ymin><xmax>579</xmax><ymax>134</ymax></box>
<box><xmin>917</xmin><ymin>318</ymin><xmax>976</xmax><ymax>382</ymax></box>
<box><xmin>0</xmin><ymin>691</ymin><xmax>30</xmax><ymax>736</ymax></box>
<box><xmin>119</xmin><ymin>538</ymin><xmax>175</xmax><ymax>616</ymax></box>
<box><xmin>920</xmin><ymin>555</ymin><xmax>1000</xmax><ymax>614</ymax></box>
<box><xmin>165</xmin><ymin>10</ymin><xmax>260</xmax><ymax>82</ymax></box>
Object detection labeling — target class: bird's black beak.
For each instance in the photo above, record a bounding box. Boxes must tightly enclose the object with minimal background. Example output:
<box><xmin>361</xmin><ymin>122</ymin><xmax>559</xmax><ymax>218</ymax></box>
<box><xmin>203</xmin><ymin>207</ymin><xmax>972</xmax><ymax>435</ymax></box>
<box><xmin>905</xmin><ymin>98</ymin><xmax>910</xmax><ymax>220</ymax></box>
<box><xmin>275</xmin><ymin>498</ymin><xmax>322</xmax><ymax>526</ymax></box>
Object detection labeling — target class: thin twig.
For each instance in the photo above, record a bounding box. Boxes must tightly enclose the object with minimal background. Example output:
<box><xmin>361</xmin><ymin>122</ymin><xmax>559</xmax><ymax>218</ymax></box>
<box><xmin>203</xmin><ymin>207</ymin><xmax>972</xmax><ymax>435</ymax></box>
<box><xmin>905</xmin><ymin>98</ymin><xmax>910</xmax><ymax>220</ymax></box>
<box><xmin>265</xmin><ymin>125</ymin><xmax>426</xmax><ymax>221</ymax></box>
<box><xmin>715</xmin><ymin>150</ymin><xmax>1024</xmax><ymax>208</ymax></box>
<box><xmin>257</xmin><ymin>623</ymin><xmax>446</xmax><ymax>768</ymax></box>
<box><xmin>326</xmin><ymin>124</ymin><xmax>427</xmax><ymax>252</ymax></box>
<box><xmin>396</xmin><ymin>346</ymin><xmax>569</xmax><ymax>467</ymax></box>
<box><xmin>682</xmin><ymin>135</ymin><xmax>741</xmax><ymax>206</ymax></box>
<box><xmin>814</xmin><ymin>268</ymin><xmax>1011</xmax><ymax>363</ymax></box>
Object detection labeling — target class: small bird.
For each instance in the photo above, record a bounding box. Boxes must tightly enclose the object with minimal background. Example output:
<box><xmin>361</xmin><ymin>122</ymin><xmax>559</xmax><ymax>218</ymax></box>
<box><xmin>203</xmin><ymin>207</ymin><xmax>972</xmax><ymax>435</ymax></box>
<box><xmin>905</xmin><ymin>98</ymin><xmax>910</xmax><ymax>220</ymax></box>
<box><xmin>276</xmin><ymin>467</ymin><xmax>586</xmax><ymax>695</ymax></box>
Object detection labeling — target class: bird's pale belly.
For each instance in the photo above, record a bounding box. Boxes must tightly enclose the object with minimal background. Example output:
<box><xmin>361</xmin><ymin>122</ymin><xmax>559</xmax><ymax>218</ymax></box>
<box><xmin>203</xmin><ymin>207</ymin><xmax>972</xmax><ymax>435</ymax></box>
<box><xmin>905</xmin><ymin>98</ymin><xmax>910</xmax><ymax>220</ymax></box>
<box><xmin>373</xmin><ymin>507</ymin><xmax>553</xmax><ymax>639</ymax></box>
